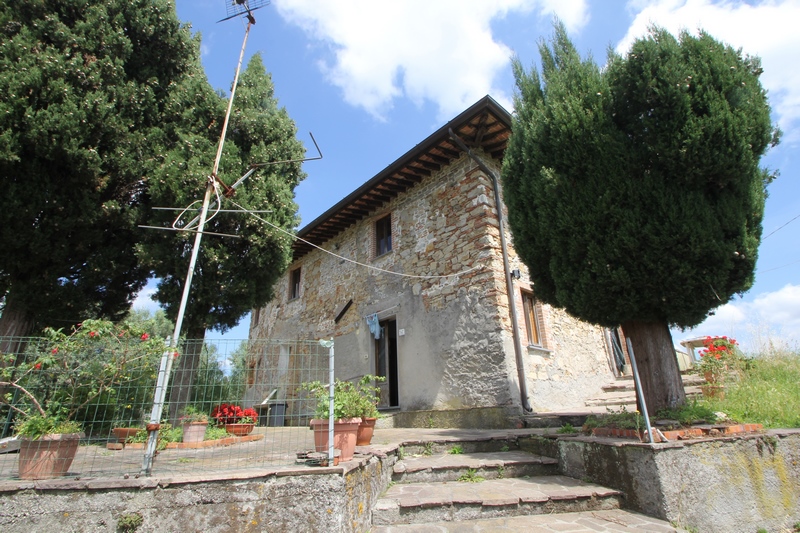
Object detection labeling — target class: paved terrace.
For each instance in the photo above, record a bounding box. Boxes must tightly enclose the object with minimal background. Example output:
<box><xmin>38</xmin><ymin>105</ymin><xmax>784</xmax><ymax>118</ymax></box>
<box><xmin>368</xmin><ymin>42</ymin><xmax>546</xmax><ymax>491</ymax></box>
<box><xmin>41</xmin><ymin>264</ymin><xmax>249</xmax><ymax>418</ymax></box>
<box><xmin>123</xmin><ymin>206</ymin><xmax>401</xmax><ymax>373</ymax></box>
<box><xmin>0</xmin><ymin>427</ymin><xmax>557</xmax><ymax>485</ymax></box>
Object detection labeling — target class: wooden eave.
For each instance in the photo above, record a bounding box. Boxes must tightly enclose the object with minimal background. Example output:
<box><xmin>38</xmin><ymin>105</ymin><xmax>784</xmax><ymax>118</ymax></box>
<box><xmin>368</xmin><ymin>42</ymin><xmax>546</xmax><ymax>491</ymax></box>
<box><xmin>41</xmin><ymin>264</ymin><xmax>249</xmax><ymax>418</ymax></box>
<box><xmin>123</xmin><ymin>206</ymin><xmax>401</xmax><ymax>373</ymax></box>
<box><xmin>291</xmin><ymin>95</ymin><xmax>512</xmax><ymax>260</ymax></box>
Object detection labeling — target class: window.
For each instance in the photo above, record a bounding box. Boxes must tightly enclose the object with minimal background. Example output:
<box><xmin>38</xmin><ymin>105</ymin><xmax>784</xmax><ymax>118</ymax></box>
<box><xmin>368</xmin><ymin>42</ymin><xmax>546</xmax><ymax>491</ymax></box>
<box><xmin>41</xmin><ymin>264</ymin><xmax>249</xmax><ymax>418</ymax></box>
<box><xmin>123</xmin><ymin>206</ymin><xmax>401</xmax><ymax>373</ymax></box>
<box><xmin>522</xmin><ymin>290</ymin><xmax>542</xmax><ymax>347</ymax></box>
<box><xmin>289</xmin><ymin>267</ymin><xmax>301</xmax><ymax>300</ymax></box>
<box><xmin>375</xmin><ymin>214</ymin><xmax>392</xmax><ymax>256</ymax></box>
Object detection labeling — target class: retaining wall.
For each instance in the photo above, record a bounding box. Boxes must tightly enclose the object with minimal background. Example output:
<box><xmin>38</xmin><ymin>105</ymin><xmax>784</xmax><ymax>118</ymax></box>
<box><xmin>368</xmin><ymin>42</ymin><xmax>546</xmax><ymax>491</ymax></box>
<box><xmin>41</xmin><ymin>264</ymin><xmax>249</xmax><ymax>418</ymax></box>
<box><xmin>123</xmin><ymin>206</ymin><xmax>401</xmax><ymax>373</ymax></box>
<box><xmin>559</xmin><ymin>429</ymin><xmax>800</xmax><ymax>533</ymax></box>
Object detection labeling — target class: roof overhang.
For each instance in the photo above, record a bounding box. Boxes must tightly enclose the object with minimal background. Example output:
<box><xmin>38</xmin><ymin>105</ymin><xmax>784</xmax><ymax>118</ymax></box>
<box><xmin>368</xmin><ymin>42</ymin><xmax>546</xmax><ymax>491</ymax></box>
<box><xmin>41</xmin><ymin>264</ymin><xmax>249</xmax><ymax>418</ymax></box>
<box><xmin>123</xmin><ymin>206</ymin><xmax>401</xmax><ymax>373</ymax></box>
<box><xmin>292</xmin><ymin>95</ymin><xmax>512</xmax><ymax>260</ymax></box>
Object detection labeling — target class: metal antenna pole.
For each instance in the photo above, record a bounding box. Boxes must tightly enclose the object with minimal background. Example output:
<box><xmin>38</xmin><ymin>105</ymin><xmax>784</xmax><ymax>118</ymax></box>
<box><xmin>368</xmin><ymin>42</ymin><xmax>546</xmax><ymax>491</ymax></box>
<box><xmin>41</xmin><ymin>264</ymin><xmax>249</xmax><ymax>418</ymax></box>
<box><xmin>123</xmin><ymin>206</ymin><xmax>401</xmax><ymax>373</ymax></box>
<box><xmin>141</xmin><ymin>19</ymin><xmax>255</xmax><ymax>475</ymax></box>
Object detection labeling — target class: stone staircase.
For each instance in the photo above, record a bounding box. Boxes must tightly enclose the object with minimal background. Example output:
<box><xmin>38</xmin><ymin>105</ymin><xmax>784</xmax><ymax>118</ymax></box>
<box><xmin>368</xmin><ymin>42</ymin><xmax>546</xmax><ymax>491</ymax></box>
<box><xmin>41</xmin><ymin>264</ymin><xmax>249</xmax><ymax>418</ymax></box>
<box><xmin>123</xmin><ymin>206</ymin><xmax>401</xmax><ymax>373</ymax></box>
<box><xmin>370</xmin><ymin>436</ymin><xmax>682</xmax><ymax>532</ymax></box>
<box><xmin>583</xmin><ymin>372</ymin><xmax>706</xmax><ymax>409</ymax></box>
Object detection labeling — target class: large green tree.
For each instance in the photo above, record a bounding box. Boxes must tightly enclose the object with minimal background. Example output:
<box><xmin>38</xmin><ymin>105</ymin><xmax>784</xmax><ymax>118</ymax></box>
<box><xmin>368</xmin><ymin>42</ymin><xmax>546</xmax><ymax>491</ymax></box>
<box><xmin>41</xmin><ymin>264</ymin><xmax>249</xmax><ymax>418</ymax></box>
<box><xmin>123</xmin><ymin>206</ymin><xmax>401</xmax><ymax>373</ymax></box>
<box><xmin>502</xmin><ymin>24</ymin><xmax>779</xmax><ymax>412</ymax></box>
<box><xmin>0</xmin><ymin>0</ymin><xmax>201</xmax><ymax>338</ymax></box>
<box><xmin>139</xmin><ymin>53</ymin><xmax>305</xmax><ymax>419</ymax></box>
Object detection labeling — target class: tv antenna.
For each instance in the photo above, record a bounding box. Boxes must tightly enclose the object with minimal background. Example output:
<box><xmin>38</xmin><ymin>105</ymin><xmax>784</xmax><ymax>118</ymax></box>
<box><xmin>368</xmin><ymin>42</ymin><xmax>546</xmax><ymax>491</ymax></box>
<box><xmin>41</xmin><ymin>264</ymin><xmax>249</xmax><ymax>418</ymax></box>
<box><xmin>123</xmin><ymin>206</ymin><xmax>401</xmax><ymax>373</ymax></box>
<box><xmin>141</xmin><ymin>0</ymin><xmax>319</xmax><ymax>475</ymax></box>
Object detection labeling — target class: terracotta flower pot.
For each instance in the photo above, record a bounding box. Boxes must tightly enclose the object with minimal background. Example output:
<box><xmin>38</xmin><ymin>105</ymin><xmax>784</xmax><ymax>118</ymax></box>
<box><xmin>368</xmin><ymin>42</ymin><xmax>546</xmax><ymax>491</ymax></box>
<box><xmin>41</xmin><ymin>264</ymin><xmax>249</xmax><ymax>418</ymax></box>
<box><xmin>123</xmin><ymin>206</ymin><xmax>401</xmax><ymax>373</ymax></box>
<box><xmin>356</xmin><ymin>417</ymin><xmax>377</xmax><ymax>446</ymax></box>
<box><xmin>224</xmin><ymin>423</ymin><xmax>255</xmax><ymax>436</ymax></box>
<box><xmin>18</xmin><ymin>433</ymin><xmax>81</xmax><ymax>480</ymax></box>
<box><xmin>309</xmin><ymin>418</ymin><xmax>362</xmax><ymax>461</ymax></box>
<box><xmin>181</xmin><ymin>422</ymin><xmax>207</xmax><ymax>443</ymax></box>
<box><xmin>111</xmin><ymin>427</ymin><xmax>140</xmax><ymax>444</ymax></box>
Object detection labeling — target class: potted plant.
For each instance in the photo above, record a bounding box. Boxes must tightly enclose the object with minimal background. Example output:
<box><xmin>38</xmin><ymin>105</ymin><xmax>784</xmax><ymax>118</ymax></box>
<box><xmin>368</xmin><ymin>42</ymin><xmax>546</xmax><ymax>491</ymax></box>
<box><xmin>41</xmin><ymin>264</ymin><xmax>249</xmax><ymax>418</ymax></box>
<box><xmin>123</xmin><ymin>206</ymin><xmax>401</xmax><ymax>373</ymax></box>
<box><xmin>694</xmin><ymin>336</ymin><xmax>744</xmax><ymax>398</ymax></box>
<box><xmin>354</xmin><ymin>375</ymin><xmax>385</xmax><ymax>446</ymax></box>
<box><xmin>211</xmin><ymin>404</ymin><xmax>258</xmax><ymax>436</ymax></box>
<box><xmin>178</xmin><ymin>406</ymin><xmax>209</xmax><ymax>443</ymax></box>
<box><xmin>0</xmin><ymin>319</ymin><xmax>161</xmax><ymax>479</ymax></box>
<box><xmin>300</xmin><ymin>380</ymin><xmax>363</xmax><ymax>461</ymax></box>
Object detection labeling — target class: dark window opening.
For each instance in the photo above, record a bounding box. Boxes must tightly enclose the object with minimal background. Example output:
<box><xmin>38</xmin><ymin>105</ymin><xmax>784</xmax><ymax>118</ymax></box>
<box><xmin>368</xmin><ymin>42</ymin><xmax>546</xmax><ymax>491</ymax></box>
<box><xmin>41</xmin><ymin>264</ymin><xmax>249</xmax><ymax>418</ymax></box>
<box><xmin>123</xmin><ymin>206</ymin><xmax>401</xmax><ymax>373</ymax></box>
<box><xmin>289</xmin><ymin>267</ymin><xmax>301</xmax><ymax>300</ymax></box>
<box><xmin>375</xmin><ymin>214</ymin><xmax>392</xmax><ymax>256</ymax></box>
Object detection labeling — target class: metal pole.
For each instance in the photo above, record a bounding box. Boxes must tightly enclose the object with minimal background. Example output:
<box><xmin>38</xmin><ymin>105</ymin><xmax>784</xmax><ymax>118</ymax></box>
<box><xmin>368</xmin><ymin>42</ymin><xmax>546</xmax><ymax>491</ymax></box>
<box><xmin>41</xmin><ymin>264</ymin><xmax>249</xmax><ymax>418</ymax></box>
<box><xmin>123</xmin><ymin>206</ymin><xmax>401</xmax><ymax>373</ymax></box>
<box><xmin>319</xmin><ymin>338</ymin><xmax>335</xmax><ymax>464</ymax></box>
<box><xmin>626</xmin><ymin>338</ymin><xmax>654</xmax><ymax>444</ymax></box>
<box><xmin>140</xmin><ymin>20</ymin><xmax>254</xmax><ymax>476</ymax></box>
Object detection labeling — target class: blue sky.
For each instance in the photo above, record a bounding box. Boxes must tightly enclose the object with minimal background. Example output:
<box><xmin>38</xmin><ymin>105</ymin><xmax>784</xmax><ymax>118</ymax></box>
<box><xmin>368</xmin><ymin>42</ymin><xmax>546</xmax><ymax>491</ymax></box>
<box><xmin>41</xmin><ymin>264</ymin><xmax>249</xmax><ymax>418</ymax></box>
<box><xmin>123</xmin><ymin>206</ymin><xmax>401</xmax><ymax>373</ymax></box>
<box><xmin>134</xmin><ymin>0</ymin><xmax>799</xmax><ymax>353</ymax></box>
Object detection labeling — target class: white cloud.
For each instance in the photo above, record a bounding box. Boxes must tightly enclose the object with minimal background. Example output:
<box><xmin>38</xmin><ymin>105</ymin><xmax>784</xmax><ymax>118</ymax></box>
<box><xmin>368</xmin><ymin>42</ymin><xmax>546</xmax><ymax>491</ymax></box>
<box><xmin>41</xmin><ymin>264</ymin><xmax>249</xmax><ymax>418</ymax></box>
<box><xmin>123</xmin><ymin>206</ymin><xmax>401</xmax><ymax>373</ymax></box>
<box><xmin>674</xmin><ymin>284</ymin><xmax>800</xmax><ymax>353</ymax></box>
<box><xmin>131</xmin><ymin>285</ymin><xmax>162</xmax><ymax>315</ymax></box>
<box><xmin>618</xmin><ymin>0</ymin><xmax>800</xmax><ymax>140</ymax></box>
<box><xmin>274</xmin><ymin>0</ymin><xmax>589</xmax><ymax>120</ymax></box>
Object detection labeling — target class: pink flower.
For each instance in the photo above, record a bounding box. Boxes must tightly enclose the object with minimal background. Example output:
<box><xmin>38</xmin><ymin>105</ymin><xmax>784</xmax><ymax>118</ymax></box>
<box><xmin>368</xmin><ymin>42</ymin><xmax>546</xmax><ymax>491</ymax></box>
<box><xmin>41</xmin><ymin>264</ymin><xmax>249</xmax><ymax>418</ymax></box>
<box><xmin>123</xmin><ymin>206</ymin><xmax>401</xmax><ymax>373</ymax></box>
<box><xmin>141</xmin><ymin>333</ymin><xmax>150</xmax><ymax>340</ymax></box>
<box><xmin>51</xmin><ymin>348</ymin><xmax>58</xmax><ymax>355</ymax></box>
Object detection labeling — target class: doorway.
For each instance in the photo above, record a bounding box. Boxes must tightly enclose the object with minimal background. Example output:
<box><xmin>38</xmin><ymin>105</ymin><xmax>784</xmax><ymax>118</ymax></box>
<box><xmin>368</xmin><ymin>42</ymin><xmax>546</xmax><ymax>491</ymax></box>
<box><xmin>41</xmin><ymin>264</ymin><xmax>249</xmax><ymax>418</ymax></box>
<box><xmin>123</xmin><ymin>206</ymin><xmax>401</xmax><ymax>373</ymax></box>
<box><xmin>374</xmin><ymin>319</ymin><xmax>399</xmax><ymax>408</ymax></box>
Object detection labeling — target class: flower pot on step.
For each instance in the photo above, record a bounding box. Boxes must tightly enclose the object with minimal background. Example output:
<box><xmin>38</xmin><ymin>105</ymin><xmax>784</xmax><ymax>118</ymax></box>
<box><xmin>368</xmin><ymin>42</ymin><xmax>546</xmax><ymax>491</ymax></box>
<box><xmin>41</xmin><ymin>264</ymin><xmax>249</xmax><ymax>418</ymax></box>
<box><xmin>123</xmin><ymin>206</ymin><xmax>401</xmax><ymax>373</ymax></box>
<box><xmin>310</xmin><ymin>418</ymin><xmax>362</xmax><ymax>461</ymax></box>
<box><xmin>356</xmin><ymin>417</ymin><xmax>377</xmax><ymax>446</ymax></box>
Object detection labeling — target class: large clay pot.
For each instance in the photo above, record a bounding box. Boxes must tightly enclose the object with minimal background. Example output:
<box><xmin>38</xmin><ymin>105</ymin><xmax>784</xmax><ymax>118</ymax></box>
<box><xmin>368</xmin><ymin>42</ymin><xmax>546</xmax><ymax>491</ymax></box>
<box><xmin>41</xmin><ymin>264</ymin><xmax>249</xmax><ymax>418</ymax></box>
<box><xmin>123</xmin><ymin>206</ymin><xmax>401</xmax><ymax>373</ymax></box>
<box><xmin>224</xmin><ymin>423</ymin><xmax>255</xmax><ymax>436</ymax></box>
<box><xmin>18</xmin><ymin>433</ymin><xmax>81</xmax><ymax>480</ymax></box>
<box><xmin>181</xmin><ymin>422</ymin><xmax>207</xmax><ymax>443</ymax></box>
<box><xmin>111</xmin><ymin>427</ymin><xmax>141</xmax><ymax>444</ymax></box>
<box><xmin>310</xmin><ymin>418</ymin><xmax>362</xmax><ymax>461</ymax></box>
<box><xmin>356</xmin><ymin>417</ymin><xmax>377</xmax><ymax>446</ymax></box>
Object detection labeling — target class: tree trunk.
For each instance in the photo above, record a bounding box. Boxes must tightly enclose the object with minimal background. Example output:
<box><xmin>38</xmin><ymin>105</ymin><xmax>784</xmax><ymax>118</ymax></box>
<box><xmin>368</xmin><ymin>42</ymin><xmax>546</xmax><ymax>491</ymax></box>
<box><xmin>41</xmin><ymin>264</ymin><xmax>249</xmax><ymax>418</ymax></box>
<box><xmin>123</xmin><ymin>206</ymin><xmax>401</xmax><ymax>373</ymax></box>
<box><xmin>621</xmin><ymin>320</ymin><xmax>686</xmax><ymax>414</ymax></box>
<box><xmin>0</xmin><ymin>292</ymin><xmax>36</xmax><ymax>354</ymax></box>
<box><xmin>167</xmin><ymin>326</ymin><xmax>206</xmax><ymax>424</ymax></box>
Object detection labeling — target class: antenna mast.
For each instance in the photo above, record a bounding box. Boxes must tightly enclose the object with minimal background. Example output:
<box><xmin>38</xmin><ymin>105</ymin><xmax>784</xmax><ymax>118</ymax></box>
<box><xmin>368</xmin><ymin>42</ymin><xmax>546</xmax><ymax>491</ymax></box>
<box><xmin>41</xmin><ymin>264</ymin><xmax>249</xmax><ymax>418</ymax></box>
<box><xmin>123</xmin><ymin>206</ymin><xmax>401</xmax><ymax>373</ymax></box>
<box><xmin>141</xmin><ymin>0</ymin><xmax>270</xmax><ymax>476</ymax></box>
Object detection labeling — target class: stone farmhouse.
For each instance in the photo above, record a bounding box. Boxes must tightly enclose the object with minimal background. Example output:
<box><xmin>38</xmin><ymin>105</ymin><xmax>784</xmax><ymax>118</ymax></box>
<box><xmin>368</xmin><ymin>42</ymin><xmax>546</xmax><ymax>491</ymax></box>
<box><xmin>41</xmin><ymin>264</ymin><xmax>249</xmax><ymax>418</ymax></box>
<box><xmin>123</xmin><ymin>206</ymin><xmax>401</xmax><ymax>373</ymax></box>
<box><xmin>248</xmin><ymin>96</ymin><xmax>626</xmax><ymax>423</ymax></box>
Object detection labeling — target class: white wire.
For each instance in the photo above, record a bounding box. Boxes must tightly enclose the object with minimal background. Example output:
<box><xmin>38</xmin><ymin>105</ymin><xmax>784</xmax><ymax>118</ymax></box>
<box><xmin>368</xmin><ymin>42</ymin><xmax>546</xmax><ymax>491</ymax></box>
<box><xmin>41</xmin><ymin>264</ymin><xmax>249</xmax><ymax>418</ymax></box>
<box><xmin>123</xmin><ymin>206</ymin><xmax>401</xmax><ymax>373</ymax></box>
<box><xmin>229</xmin><ymin>200</ymin><xmax>486</xmax><ymax>280</ymax></box>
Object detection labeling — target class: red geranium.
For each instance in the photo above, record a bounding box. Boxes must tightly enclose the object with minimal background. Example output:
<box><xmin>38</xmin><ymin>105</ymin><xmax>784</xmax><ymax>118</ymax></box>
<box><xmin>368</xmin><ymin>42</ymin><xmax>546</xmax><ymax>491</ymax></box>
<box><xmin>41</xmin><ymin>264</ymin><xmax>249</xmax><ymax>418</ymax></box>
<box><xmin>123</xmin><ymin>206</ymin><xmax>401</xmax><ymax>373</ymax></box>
<box><xmin>211</xmin><ymin>403</ymin><xmax>258</xmax><ymax>425</ymax></box>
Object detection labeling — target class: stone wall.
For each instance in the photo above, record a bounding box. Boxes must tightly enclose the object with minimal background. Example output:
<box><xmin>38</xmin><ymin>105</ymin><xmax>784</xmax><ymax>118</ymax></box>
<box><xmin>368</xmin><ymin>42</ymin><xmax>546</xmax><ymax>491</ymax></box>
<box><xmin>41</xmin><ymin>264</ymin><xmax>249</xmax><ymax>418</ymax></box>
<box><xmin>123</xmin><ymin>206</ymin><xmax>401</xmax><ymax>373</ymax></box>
<box><xmin>558</xmin><ymin>430</ymin><xmax>800</xmax><ymax>533</ymax></box>
<box><xmin>0</xmin><ymin>455</ymin><xmax>395</xmax><ymax>533</ymax></box>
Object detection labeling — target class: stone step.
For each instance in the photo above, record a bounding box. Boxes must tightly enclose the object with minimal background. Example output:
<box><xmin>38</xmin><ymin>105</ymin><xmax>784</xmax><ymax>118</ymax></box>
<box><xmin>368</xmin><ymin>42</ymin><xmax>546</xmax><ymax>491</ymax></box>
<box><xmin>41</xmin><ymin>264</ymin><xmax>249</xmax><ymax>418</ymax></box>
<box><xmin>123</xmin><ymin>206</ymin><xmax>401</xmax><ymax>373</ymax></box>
<box><xmin>393</xmin><ymin>451</ymin><xmax>558</xmax><ymax>484</ymax></box>
<box><xmin>371</xmin><ymin>508</ymin><xmax>684</xmax><ymax>532</ymax></box>
<box><xmin>602</xmin><ymin>374</ymin><xmax>705</xmax><ymax>393</ymax></box>
<box><xmin>372</xmin><ymin>476</ymin><xmax>623</xmax><ymax>526</ymax></box>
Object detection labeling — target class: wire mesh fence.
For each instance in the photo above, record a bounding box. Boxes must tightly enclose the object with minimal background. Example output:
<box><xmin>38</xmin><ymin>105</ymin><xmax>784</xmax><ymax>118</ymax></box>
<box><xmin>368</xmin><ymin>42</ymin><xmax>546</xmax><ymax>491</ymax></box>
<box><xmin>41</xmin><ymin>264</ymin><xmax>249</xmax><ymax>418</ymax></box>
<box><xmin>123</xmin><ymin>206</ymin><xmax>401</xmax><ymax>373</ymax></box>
<box><xmin>0</xmin><ymin>335</ymin><xmax>332</xmax><ymax>480</ymax></box>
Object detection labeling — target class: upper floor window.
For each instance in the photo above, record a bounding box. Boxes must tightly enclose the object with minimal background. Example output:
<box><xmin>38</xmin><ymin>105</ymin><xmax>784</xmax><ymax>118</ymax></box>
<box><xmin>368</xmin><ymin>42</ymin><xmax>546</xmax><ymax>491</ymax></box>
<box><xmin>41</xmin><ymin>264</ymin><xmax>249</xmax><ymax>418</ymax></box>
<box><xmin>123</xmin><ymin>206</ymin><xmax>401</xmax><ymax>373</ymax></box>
<box><xmin>375</xmin><ymin>214</ymin><xmax>392</xmax><ymax>256</ymax></box>
<box><xmin>289</xmin><ymin>267</ymin><xmax>301</xmax><ymax>300</ymax></box>
<box><xmin>522</xmin><ymin>290</ymin><xmax>542</xmax><ymax>347</ymax></box>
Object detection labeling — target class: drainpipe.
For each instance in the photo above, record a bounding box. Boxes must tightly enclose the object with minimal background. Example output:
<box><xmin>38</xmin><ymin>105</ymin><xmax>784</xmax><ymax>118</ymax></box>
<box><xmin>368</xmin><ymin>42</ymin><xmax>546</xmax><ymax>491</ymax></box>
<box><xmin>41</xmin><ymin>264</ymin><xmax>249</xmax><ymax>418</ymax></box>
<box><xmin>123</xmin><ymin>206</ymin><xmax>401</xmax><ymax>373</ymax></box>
<box><xmin>448</xmin><ymin>129</ymin><xmax>533</xmax><ymax>412</ymax></box>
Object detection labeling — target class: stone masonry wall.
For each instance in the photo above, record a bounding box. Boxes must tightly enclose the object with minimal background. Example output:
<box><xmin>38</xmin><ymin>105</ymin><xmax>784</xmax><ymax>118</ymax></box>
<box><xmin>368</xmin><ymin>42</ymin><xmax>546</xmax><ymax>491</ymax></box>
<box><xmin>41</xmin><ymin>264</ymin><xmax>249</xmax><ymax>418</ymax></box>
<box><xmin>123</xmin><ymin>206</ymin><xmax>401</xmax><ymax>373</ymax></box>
<box><xmin>250</xmin><ymin>152</ymin><xmax>614</xmax><ymax>414</ymax></box>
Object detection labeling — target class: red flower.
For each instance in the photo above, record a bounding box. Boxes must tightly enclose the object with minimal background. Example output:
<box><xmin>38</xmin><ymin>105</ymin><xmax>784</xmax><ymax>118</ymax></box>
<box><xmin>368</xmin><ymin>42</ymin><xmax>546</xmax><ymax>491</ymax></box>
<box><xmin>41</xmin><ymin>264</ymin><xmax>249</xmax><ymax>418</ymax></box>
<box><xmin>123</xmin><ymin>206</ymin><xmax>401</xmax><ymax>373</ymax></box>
<box><xmin>33</xmin><ymin>363</ymin><xmax>42</xmax><ymax>370</ymax></box>
<box><xmin>51</xmin><ymin>347</ymin><xmax>58</xmax><ymax>355</ymax></box>
<box><xmin>173</xmin><ymin>351</ymin><xmax>180</xmax><ymax>359</ymax></box>
<box><xmin>141</xmin><ymin>333</ymin><xmax>150</xmax><ymax>340</ymax></box>
<box><xmin>89</xmin><ymin>331</ymin><xmax>97</xmax><ymax>338</ymax></box>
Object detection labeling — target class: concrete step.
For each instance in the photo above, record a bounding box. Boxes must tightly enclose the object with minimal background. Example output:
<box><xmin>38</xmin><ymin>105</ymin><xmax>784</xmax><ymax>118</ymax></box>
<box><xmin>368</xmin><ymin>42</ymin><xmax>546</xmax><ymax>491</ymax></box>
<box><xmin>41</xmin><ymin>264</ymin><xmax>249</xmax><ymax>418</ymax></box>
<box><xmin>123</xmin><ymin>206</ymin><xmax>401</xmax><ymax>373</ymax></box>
<box><xmin>393</xmin><ymin>451</ymin><xmax>558</xmax><ymax>484</ymax></box>
<box><xmin>586</xmin><ymin>374</ymin><xmax>707</xmax><ymax>408</ymax></box>
<box><xmin>602</xmin><ymin>374</ymin><xmax>705</xmax><ymax>393</ymax></box>
<box><xmin>372</xmin><ymin>476</ymin><xmax>623</xmax><ymax>526</ymax></box>
<box><xmin>371</xmin><ymin>508</ymin><xmax>684</xmax><ymax>532</ymax></box>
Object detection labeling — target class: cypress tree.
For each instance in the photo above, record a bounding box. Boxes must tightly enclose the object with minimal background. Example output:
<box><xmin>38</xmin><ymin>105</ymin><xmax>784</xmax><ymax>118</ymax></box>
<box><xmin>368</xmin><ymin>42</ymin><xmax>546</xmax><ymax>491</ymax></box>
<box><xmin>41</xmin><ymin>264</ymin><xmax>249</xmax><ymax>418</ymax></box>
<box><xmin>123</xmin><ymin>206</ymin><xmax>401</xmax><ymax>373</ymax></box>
<box><xmin>0</xmin><ymin>0</ymin><xmax>201</xmax><ymax>337</ymax></box>
<box><xmin>502</xmin><ymin>24</ymin><xmax>779</xmax><ymax>411</ymax></box>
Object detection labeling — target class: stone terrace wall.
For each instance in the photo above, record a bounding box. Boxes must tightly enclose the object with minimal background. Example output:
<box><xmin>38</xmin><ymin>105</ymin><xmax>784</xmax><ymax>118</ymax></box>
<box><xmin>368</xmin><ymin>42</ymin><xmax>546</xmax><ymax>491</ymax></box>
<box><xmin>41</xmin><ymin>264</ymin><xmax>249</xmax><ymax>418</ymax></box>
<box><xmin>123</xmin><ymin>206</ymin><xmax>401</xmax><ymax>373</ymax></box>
<box><xmin>0</xmin><ymin>455</ymin><xmax>394</xmax><ymax>533</ymax></box>
<box><xmin>559</xmin><ymin>430</ymin><xmax>800</xmax><ymax>533</ymax></box>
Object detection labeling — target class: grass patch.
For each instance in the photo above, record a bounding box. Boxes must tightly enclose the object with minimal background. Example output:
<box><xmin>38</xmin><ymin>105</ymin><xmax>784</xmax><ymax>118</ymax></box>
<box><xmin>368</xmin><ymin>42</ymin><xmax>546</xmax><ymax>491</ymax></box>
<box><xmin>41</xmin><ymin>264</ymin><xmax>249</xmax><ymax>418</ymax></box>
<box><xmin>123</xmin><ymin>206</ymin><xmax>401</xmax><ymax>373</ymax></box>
<box><xmin>449</xmin><ymin>444</ymin><xmax>464</xmax><ymax>455</ymax></box>
<box><xmin>457</xmin><ymin>468</ymin><xmax>484</xmax><ymax>483</ymax></box>
<box><xmin>583</xmin><ymin>407</ymin><xmax>645</xmax><ymax>432</ymax></box>
<box><xmin>557</xmin><ymin>423</ymin><xmax>576</xmax><ymax>434</ymax></box>
<box><xmin>699</xmin><ymin>353</ymin><xmax>800</xmax><ymax>429</ymax></box>
<box><xmin>584</xmin><ymin>352</ymin><xmax>800</xmax><ymax>432</ymax></box>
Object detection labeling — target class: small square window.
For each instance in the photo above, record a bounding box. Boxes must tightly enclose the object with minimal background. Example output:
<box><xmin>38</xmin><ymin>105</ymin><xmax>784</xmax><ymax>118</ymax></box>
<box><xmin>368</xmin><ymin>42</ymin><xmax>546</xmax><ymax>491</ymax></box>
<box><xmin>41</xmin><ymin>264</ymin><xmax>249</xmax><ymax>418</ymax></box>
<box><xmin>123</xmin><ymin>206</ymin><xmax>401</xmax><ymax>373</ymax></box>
<box><xmin>289</xmin><ymin>267</ymin><xmax>301</xmax><ymax>300</ymax></box>
<box><xmin>375</xmin><ymin>214</ymin><xmax>392</xmax><ymax>256</ymax></box>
